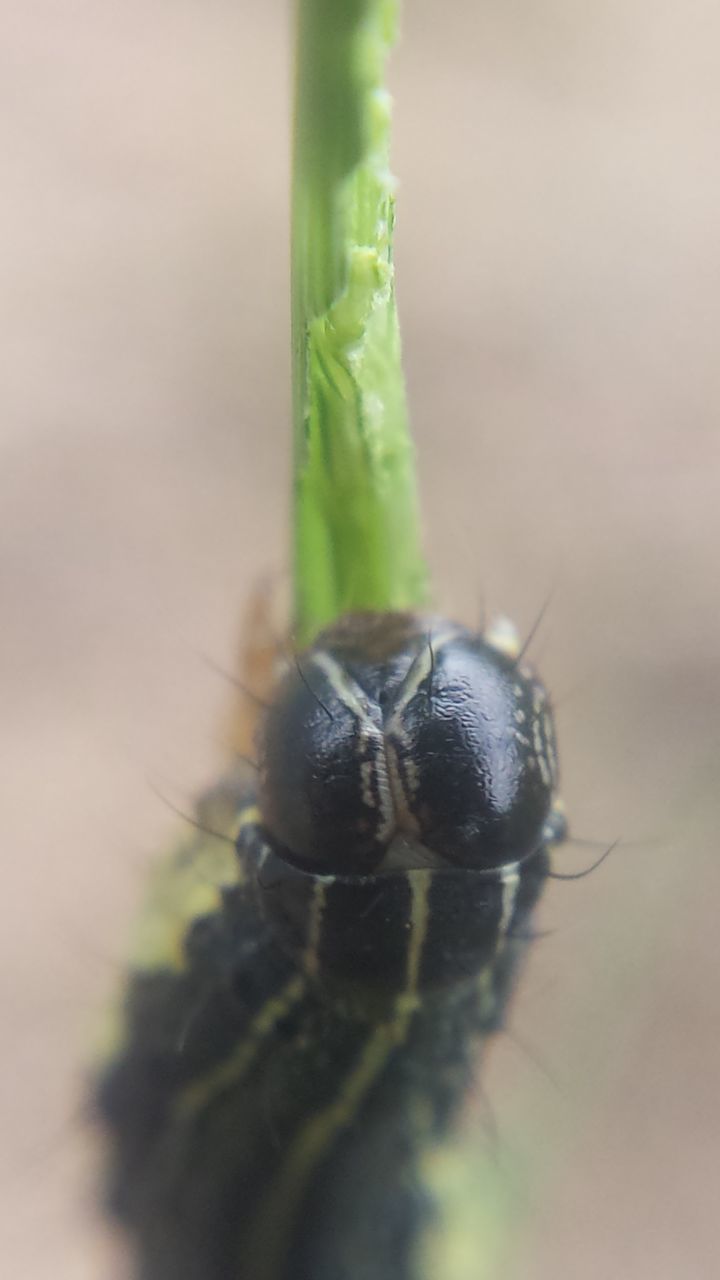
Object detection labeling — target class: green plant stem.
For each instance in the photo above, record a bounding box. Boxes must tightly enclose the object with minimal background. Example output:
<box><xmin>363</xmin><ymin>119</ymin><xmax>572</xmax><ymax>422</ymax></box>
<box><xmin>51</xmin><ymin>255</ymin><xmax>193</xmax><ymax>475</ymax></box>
<box><xmin>291</xmin><ymin>0</ymin><xmax>428</xmax><ymax>647</ymax></box>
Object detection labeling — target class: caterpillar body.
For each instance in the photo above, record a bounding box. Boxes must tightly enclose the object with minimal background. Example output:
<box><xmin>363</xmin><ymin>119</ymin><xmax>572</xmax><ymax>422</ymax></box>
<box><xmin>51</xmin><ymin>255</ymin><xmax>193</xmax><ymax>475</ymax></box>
<box><xmin>98</xmin><ymin>610</ymin><xmax>564</xmax><ymax>1280</ymax></box>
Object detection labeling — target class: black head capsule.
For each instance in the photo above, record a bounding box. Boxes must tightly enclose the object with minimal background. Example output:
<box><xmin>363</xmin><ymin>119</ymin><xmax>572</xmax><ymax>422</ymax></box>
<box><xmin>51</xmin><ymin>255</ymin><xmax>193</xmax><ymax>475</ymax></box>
<box><xmin>257</xmin><ymin>612</ymin><xmax>558</xmax><ymax>876</ymax></box>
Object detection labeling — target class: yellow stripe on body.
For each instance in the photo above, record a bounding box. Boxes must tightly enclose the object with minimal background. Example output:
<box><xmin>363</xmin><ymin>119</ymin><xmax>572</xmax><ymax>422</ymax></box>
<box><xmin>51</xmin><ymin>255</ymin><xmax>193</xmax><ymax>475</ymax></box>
<box><xmin>496</xmin><ymin>862</ymin><xmax>520</xmax><ymax>945</ymax></box>
<box><xmin>94</xmin><ymin>804</ymin><xmax>260</xmax><ymax>1065</ymax></box>
<box><xmin>403</xmin><ymin>868</ymin><xmax>431</xmax><ymax>1005</ymax></box>
<box><xmin>169</xmin><ymin>804</ymin><xmax>318</xmax><ymax>1118</ymax></box>
<box><xmin>248</xmin><ymin>868</ymin><xmax>433</xmax><ymax>1280</ymax></box>
<box><xmin>464</xmin><ymin>862</ymin><xmax>521</xmax><ymax>1025</ymax></box>
<box><xmin>302</xmin><ymin>878</ymin><xmax>328</xmax><ymax>978</ymax></box>
<box><xmin>129</xmin><ymin>804</ymin><xmax>260</xmax><ymax>973</ymax></box>
<box><xmin>176</xmin><ymin>971</ymin><xmax>307</xmax><ymax>1118</ymax></box>
<box><xmin>175</xmin><ymin>821</ymin><xmax>325</xmax><ymax>1121</ymax></box>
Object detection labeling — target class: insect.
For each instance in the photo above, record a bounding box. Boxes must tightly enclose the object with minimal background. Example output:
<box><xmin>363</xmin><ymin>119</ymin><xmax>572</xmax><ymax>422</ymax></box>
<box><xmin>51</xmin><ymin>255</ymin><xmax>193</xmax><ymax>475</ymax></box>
<box><xmin>97</xmin><ymin>608</ymin><xmax>566</xmax><ymax>1280</ymax></box>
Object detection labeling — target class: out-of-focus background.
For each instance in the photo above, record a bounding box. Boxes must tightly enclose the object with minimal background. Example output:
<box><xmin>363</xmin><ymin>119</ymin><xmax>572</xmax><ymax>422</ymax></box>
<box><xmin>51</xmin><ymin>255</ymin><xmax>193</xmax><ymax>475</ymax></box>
<box><xmin>2</xmin><ymin>3</ymin><xmax>719</xmax><ymax>1277</ymax></box>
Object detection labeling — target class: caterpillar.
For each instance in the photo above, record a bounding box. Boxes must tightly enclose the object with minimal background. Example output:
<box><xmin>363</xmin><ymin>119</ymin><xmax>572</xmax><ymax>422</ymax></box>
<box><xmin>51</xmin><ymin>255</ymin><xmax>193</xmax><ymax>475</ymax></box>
<box><xmin>97</xmin><ymin>608</ymin><xmax>566</xmax><ymax>1280</ymax></box>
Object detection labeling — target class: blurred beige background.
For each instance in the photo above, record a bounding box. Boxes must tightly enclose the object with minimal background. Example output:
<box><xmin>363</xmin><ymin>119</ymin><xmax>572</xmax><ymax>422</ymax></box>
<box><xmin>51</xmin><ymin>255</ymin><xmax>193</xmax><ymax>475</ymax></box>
<box><xmin>2</xmin><ymin>2</ymin><xmax>719</xmax><ymax>1277</ymax></box>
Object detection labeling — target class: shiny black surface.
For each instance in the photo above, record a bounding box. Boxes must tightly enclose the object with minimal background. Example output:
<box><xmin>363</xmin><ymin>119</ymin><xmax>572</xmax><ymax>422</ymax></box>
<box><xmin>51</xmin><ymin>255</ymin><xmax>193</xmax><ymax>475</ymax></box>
<box><xmin>258</xmin><ymin>612</ymin><xmax>557</xmax><ymax>874</ymax></box>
